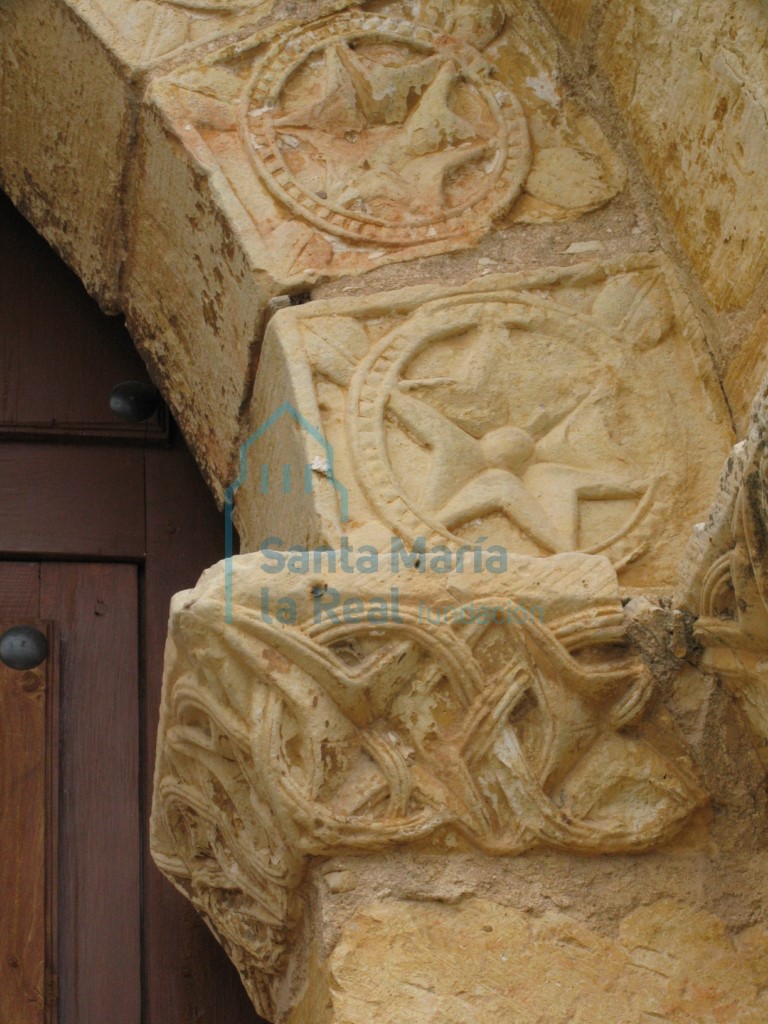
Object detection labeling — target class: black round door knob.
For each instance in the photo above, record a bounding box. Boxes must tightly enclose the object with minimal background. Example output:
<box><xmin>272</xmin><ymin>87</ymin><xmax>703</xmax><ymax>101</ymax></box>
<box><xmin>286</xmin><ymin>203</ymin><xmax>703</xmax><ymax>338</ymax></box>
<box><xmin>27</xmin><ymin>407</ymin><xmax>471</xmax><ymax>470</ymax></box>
<box><xmin>0</xmin><ymin>626</ymin><xmax>49</xmax><ymax>670</ymax></box>
<box><xmin>109</xmin><ymin>380</ymin><xmax>160</xmax><ymax>422</ymax></box>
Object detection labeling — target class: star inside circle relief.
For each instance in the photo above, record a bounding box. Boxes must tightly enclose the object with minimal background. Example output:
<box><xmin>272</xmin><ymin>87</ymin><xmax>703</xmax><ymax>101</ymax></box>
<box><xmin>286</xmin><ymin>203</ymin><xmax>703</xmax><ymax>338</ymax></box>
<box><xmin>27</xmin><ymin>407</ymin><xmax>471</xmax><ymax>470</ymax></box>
<box><xmin>242</xmin><ymin>13</ymin><xmax>531</xmax><ymax>246</ymax></box>
<box><xmin>347</xmin><ymin>299</ymin><xmax>671</xmax><ymax>568</ymax></box>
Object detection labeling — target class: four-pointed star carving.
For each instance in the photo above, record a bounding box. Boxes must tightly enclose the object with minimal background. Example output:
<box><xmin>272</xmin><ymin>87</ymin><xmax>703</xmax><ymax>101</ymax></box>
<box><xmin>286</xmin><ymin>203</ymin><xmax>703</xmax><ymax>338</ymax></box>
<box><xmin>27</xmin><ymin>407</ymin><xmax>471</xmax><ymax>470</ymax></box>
<box><xmin>391</xmin><ymin>320</ymin><xmax>648</xmax><ymax>551</ymax></box>
<box><xmin>271</xmin><ymin>42</ymin><xmax>496</xmax><ymax>218</ymax></box>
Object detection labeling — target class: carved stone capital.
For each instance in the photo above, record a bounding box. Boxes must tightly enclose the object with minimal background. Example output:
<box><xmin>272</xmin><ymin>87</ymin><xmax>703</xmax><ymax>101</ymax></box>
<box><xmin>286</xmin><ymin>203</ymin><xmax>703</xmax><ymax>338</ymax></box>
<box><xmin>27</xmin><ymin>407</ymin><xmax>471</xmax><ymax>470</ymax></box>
<box><xmin>677</xmin><ymin>380</ymin><xmax>768</xmax><ymax>765</ymax></box>
<box><xmin>151</xmin><ymin>551</ymin><xmax>707</xmax><ymax>1018</ymax></box>
<box><xmin>3</xmin><ymin>0</ymin><xmax>768</xmax><ymax>1016</ymax></box>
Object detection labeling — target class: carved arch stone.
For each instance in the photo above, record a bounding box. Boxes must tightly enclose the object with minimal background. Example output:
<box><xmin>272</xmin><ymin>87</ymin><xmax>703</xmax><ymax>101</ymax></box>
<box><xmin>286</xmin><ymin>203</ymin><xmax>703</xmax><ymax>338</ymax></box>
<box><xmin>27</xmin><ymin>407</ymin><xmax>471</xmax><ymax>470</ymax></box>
<box><xmin>1</xmin><ymin>0</ymin><xmax>634</xmax><ymax>496</ymax></box>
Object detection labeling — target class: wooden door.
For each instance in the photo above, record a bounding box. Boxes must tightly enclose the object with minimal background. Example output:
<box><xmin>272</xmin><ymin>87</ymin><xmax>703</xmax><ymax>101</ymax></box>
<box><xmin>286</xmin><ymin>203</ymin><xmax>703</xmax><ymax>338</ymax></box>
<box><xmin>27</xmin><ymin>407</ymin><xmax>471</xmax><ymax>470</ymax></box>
<box><xmin>0</xmin><ymin>190</ymin><xmax>264</xmax><ymax>1023</ymax></box>
<box><xmin>0</xmin><ymin>605</ymin><xmax>56</xmax><ymax>1024</ymax></box>
<box><xmin>1</xmin><ymin>565</ymin><xmax>139</xmax><ymax>1024</ymax></box>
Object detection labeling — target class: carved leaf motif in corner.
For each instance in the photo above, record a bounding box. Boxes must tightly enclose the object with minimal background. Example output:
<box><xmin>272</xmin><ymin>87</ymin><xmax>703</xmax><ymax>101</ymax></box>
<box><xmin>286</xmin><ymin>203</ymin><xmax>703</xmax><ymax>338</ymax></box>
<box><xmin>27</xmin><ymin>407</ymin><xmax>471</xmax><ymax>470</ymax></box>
<box><xmin>591</xmin><ymin>271</ymin><xmax>675</xmax><ymax>350</ymax></box>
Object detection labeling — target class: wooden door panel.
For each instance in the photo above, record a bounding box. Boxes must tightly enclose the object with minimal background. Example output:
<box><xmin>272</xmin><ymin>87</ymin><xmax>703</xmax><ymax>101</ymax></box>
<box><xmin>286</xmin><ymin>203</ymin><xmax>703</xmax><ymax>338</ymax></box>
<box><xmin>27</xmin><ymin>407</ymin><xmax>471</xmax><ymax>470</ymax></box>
<box><xmin>0</xmin><ymin>446</ymin><xmax>145</xmax><ymax>559</ymax></box>
<box><xmin>1</xmin><ymin>190</ymin><xmax>263</xmax><ymax>1024</ymax></box>
<box><xmin>41</xmin><ymin>564</ymin><xmax>142</xmax><ymax>1024</ymax></box>
<box><xmin>0</xmin><ymin>615</ymin><xmax>57</xmax><ymax>1024</ymax></box>
<box><xmin>0</xmin><ymin>191</ymin><xmax>167</xmax><ymax>444</ymax></box>
<box><xmin>0</xmin><ymin>562</ymin><xmax>40</xmax><ymax>618</ymax></box>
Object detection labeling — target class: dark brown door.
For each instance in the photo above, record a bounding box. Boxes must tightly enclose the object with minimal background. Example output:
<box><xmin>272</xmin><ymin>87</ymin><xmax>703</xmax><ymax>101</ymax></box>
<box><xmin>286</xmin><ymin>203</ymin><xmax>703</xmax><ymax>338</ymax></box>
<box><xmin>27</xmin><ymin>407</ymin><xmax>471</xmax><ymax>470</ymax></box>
<box><xmin>0</xmin><ymin>606</ymin><xmax>56</xmax><ymax>1024</ymax></box>
<box><xmin>0</xmin><ymin>190</ymin><xmax>264</xmax><ymax>1023</ymax></box>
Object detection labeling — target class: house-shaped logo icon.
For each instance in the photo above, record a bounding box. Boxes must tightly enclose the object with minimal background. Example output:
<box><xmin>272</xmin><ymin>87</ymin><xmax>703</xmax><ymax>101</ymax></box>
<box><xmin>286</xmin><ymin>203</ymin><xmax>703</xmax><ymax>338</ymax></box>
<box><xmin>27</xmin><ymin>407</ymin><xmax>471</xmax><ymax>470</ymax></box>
<box><xmin>224</xmin><ymin>402</ymin><xmax>349</xmax><ymax>622</ymax></box>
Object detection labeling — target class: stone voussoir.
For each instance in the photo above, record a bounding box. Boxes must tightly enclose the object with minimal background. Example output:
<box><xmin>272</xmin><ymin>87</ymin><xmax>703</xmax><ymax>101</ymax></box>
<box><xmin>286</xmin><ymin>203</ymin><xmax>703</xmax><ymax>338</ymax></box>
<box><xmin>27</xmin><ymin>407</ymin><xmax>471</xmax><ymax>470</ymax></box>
<box><xmin>121</xmin><ymin>0</ymin><xmax>632</xmax><ymax>494</ymax></box>
<box><xmin>0</xmin><ymin>0</ymin><xmax>314</xmax><ymax>309</ymax></box>
<box><xmin>238</xmin><ymin>253</ymin><xmax>733</xmax><ymax>592</ymax></box>
<box><xmin>597</xmin><ymin>0</ymin><xmax>768</xmax><ymax>312</ymax></box>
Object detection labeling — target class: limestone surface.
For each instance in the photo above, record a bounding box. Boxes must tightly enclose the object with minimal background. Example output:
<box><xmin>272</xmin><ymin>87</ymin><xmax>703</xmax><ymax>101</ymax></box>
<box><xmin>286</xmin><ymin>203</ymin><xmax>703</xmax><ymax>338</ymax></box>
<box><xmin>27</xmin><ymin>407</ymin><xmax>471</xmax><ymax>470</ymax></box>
<box><xmin>0</xmin><ymin>0</ymin><xmax>133</xmax><ymax>307</ymax></box>
<box><xmin>123</xmin><ymin>0</ymin><xmax>627</xmax><ymax>493</ymax></box>
<box><xmin>151</xmin><ymin>550</ymin><xmax>710</xmax><ymax>1020</ymax></box>
<box><xmin>68</xmin><ymin>0</ymin><xmax>279</xmax><ymax>67</ymax></box>
<box><xmin>239</xmin><ymin>255</ymin><xmax>733</xmax><ymax>589</ymax></box>
<box><xmin>537</xmin><ymin>0</ymin><xmax>595</xmax><ymax>42</ymax></box>
<box><xmin>725</xmin><ymin>313</ymin><xmax>768</xmax><ymax>436</ymax></box>
<box><xmin>145</xmin><ymin>0</ymin><xmax>624</xmax><ymax>288</ymax></box>
<box><xmin>303</xmin><ymin>898</ymin><xmax>768</xmax><ymax>1024</ymax></box>
<box><xmin>598</xmin><ymin>0</ymin><xmax>768</xmax><ymax>311</ymax></box>
<box><xmin>0</xmin><ymin>0</ymin><xmax>351</xmax><ymax>309</ymax></box>
<box><xmin>677</xmin><ymin>382</ymin><xmax>768</xmax><ymax>768</ymax></box>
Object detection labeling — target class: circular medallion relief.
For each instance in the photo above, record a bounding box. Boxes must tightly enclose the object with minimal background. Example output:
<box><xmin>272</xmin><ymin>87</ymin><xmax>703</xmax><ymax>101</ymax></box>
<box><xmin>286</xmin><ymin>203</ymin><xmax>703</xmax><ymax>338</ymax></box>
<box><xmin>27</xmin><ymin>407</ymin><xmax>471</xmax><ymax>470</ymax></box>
<box><xmin>348</xmin><ymin>298</ymin><xmax>672</xmax><ymax>568</ymax></box>
<box><xmin>243</xmin><ymin>13</ymin><xmax>530</xmax><ymax>245</ymax></box>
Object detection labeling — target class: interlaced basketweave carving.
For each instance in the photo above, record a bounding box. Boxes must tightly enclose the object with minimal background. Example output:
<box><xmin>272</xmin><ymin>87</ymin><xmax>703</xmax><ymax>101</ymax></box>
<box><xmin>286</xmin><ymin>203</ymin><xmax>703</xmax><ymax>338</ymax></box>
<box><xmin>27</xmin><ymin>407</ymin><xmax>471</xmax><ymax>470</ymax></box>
<box><xmin>678</xmin><ymin>384</ymin><xmax>768</xmax><ymax>767</ymax></box>
<box><xmin>151</xmin><ymin>559</ymin><xmax>705</xmax><ymax>1018</ymax></box>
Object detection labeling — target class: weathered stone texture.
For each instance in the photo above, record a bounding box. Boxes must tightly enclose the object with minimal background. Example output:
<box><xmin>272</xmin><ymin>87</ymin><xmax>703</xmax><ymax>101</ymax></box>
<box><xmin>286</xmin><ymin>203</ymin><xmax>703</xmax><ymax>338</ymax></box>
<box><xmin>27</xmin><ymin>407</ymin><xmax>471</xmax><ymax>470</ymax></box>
<box><xmin>125</xmin><ymin>0</ymin><xmax>633</xmax><ymax>497</ymax></box>
<box><xmin>300</xmin><ymin>899</ymin><xmax>768</xmax><ymax>1024</ymax></box>
<box><xmin>724</xmin><ymin>312</ymin><xmax>768</xmax><ymax>435</ymax></box>
<box><xmin>151</xmin><ymin>548</ymin><xmax>724</xmax><ymax>1020</ymax></box>
<box><xmin>598</xmin><ymin>0</ymin><xmax>768</xmax><ymax>312</ymax></box>
<box><xmin>240</xmin><ymin>256</ymin><xmax>733</xmax><ymax>589</ymax></box>
<box><xmin>149</xmin><ymin>257</ymin><xmax>758</xmax><ymax>1024</ymax></box>
<box><xmin>536</xmin><ymin>0</ymin><xmax>595</xmax><ymax>42</ymax></box>
<box><xmin>141</xmin><ymin>0</ymin><xmax>625</xmax><ymax>291</ymax></box>
<box><xmin>0</xmin><ymin>0</ymin><xmax>131</xmax><ymax>308</ymax></box>
<box><xmin>0</xmin><ymin>0</ymin><xmax>293</xmax><ymax>309</ymax></box>
<box><xmin>123</xmin><ymin>104</ymin><xmax>275</xmax><ymax>498</ymax></box>
<box><xmin>677</xmin><ymin>382</ymin><xmax>768</xmax><ymax>768</ymax></box>
<box><xmin>70</xmin><ymin>0</ymin><xmax>279</xmax><ymax>67</ymax></box>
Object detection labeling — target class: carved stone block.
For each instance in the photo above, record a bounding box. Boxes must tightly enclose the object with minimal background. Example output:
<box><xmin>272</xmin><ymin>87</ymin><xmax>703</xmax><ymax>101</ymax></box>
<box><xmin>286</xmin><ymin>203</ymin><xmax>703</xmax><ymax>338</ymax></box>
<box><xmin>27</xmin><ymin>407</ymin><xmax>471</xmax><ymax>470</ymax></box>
<box><xmin>144</xmin><ymin>0</ymin><xmax>624</xmax><ymax>285</ymax></box>
<box><xmin>297</xmin><ymin>899</ymin><xmax>768</xmax><ymax>1024</ymax></box>
<box><xmin>598</xmin><ymin>0</ymin><xmax>768</xmax><ymax>311</ymax></box>
<box><xmin>0</xmin><ymin>0</ymin><xmax>350</xmax><ymax>310</ymax></box>
<box><xmin>677</xmin><ymin>381</ymin><xmax>768</xmax><ymax>767</ymax></box>
<box><xmin>151</xmin><ymin>549</ymin><xmax>708</xmax><ymax>1020</ymax></box>
<box><xmin>120</xmin><ymin>0</ymin><xmax>632</xmax><ymax>496</ymax></box>
<box><xmin>122</xmin><ymin>0</ymin><xmax>627</xmax><ymax>490</ymax></box>
<box><xmin>238</xmin><ymin>255</ymin><xmax>733</xmax><ymax>590</ymax></box>
<box><xmin>0</xmin><ymin>0</ymin><xmax>133</xmax><ymax>307</ymax></box>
